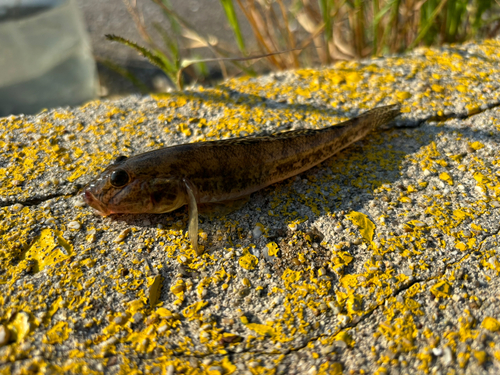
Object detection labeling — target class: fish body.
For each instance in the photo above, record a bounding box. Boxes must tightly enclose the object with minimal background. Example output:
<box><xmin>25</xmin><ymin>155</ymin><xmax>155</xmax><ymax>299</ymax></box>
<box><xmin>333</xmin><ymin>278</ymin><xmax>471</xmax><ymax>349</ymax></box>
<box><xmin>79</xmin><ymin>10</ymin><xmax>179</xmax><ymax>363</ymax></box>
<box><xmin>83</xmin><ymin>104</ymin><xmax>400</xmax><ymax>254</ymax></box>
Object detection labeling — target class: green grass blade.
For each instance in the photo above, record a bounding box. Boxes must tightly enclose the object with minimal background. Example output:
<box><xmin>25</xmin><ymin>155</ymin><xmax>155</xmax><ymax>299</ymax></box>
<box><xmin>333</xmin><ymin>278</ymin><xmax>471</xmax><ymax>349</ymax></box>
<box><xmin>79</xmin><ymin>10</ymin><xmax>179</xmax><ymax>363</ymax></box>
<box><xmin>219</xmin><ymin>0</ymin><xmax>246</xmax><ymax>54</ymax></box>
<box><xmin>157</xmin><ymin>0</ymin><xmax>181</xmax><ymax>34</ymax></box>
<box><xmin>408</xmin><ymin>0</ymin><xmax>448</xmax><ymax>50</ymax></box>
<box><xmin>473</xmin><ymin>0</ymin><xmax>493</xmax><ymax>34</ymax></box>
<box><xmin>152</xmin><ymin>22</ymin><xmax>180</xmax><ymax>70</ymax></box>
<box><xmin>376</xmin><ymin>0</ymin><xmax>400</xmax><ymax>54</ymax></box>
<box><xmin>446</xmin><ymin>0</ymin><xmax>467</xmax><ymax>41</ymax></box>
<box><xmin>151</xmin><ymin>0</ymin><xmax>256</xmax><ymax>75</ymax></box>
<box><xmin>153</xmin><ymin>47</ymin><xmax>177</xmax><ymax>74</ymax></box>
<box><xmin>105</xmin><ymin>34</ymin><xmax>168</xmax><ymax>71</ymax></box>
<box><xmin>318</xmin><ymin>0</ymin><xmax>333</xmax><ymax>63</ymax></box>
<box><xmin>420</xmin><ymin>0</ymin><xmax>441</xmax><ymax>46</ymax></box>
<box><xmin>372</xmin><ymin>0</ymin><xmax>380</xmax><ymax>53</ymax></box>
<box><xmin>352</xmin><ymin>0</ymin><xmax>365</xmax><ymax>57</ymax></box>
<box><xmin>373</xmin><ymin>0</ymin><xmax>394</xmax><ymax>24</ymax></box>
<box><xmin>106</xmin><ymin>34</ymin><xmax>180</xmax><ymax>87</ymax></box>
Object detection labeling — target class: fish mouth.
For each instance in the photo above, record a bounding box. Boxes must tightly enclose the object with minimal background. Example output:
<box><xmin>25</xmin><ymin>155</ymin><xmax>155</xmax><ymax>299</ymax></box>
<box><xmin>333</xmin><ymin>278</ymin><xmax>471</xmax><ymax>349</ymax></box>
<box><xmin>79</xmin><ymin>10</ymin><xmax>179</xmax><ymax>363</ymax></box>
<box><xmin>82</xmin><ymin>189</ymin><xmax>111</xmax><ymax>216</ymax></box>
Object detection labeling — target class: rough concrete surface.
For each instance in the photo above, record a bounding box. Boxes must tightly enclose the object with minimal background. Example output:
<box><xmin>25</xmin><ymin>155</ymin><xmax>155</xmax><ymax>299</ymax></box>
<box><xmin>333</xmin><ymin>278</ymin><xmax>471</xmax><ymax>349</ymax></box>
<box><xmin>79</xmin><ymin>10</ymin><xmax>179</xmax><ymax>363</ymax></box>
<box><xmin>2</xmin><ymin>39</ymin><xmax>500</xmax><ymax>374</ymax></box>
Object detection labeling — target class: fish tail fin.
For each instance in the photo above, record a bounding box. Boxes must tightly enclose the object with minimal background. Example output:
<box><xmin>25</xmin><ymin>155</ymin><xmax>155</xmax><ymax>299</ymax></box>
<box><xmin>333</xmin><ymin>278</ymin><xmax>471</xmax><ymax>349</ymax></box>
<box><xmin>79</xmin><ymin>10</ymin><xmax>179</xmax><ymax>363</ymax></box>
<box><xmin>358</xmin><ymin>104</ymin><xmax>401</xmax><ymax>130</ymax></box>
<box><xmin>323</xmin><ymin>104</ymin><xmax>401</xmax><ymax>147</ymax></box>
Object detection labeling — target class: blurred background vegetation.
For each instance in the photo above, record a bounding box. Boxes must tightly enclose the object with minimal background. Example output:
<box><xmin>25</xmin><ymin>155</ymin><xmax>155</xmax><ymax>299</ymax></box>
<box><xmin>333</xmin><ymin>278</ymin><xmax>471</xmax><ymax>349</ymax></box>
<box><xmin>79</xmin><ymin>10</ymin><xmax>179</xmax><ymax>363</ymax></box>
<box><xmin>103</xmin><ymin>0</ymin><xmax>500</xmax><ymax>90</ymax></box>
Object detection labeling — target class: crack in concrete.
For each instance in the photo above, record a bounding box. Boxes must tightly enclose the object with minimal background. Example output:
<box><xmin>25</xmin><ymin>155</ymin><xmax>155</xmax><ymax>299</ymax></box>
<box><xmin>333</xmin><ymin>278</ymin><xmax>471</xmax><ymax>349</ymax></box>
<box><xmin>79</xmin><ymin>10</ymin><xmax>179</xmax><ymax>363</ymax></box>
<box><xmin>118</xmin><ymin>276</ymin><xmax>427</xmax><ymax>363</ymax></box>
<box><xmin>193</xmin><ymin>230</ymin><xmax>500</xmax><ymax>360</ymax></box>
<box><xmin>8</xmin><ymin>226</ymin><xmax>492</xmax><ymax>367</ymax></box>
<box><xmin>128</xmin><ymin>223</ymin><xmax>500</xmax><ymax>362</ymax></box>
<box><xmin>3</xmin><ymin>98</ymin><xmax>500</xmax><ymax>368</ymax></box>
<box><xmin>427</xmin><ymin>99</ymin><xmax>500</xmax><ymax>122</ymax></box>
<box><xmin>0</xmin><ymin>191</ymin><xmax>79</xmax><ymax>208</ymax></box>
<box><xmin>447</xmin><ymin>222</ymin><xmax>500</xmax><ymax>269</ymax></box>
<box><xmin>388</xmin><ymin>98</ymin><xmax>500</xmax><ymax>130</ymax></box>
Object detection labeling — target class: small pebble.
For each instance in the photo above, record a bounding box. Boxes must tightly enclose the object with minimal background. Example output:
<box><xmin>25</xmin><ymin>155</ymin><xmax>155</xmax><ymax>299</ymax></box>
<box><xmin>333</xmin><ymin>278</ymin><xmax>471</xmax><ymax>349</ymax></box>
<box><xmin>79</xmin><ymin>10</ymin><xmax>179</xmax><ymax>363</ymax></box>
<box><xmin>113</xmin><ymin>228</ymin><xmax>131</xmax><ymax>243</ymax></box>
<box><xmin>146</xmin><ymin>314</ymin><xmax>159</xmax><ymax>325</ymax></box>
<box><xmin>113</xmin><ymin>316</ymin><xmax>126</xmax><ymax>325</ymax></box>
<box><xmin>432</xmin><ymin>347</ymin><xmax>443</xmax><ymax>356</ymax></box>
<box><xmin>474</xmin><ymin>185</ymin><xmax>485</xmax><ymax>195</ymax></box>
<box><xmin>157</xmin><ymin>324</ymin><xmax>168</xmax><ymax>334</ymax></box>
<box><xmin>252</xmin><ymin>225</ymin><xmax>263</xmax><ymax>239</ymax></box>
<box><xmin>442</xmin><ymin>347</ymin><xmax>453</xmax><ymax>366</ymax></box>
<box><xmin>67</xmin><ymin>221</ymin><xmax>81</xmax><ymax>230</ymax></box>
<box><xmin>132</xmin><ymin>312</ymin><xmax>144</xmax><ymax>324</ymax></box>
<box><xmin>208</xmin><ymin>366</ymin><xmax>223</xmax><ymax>374</ymax></box>
<box><xmin>338</xmin><ymin>314</ymin><xmax>350</xmax><ymax>325</ymax></box>
<box><xmin>0</xmin><ymin>325</ymin><xmax>10</xmax><ymax>346</ymax></box>
<box><xmin>202</xmin><ymin>358</ymin><xmax>213</xmax><ymax>366</ymax></box>
<box><xmin>10</xmin><ymin>203</ymin><xmax>24</xmax><ymax>212</ymax></box>
<box><xmin>74</xmin><ymin>198</ymin><xmax>86</xmax><ymax>208</ymax></box>
<box><xmin>101</xmin><ymin>336</ymin><xmax>118</xmax><ymax>347</ymax></box>
<box><xmin>44</xmin><ymin>217</ymin><xmax>56</xmax><ymax>225</ymax></box>
<box><xmin>320</xmin><ymin>345</ymin><xmax>335</xmax><ymax>355</ymax></box>
<box><xmin>248</xmin><ymin>361</ymin><xmax>260</xmax><ymax>368</ymax></box>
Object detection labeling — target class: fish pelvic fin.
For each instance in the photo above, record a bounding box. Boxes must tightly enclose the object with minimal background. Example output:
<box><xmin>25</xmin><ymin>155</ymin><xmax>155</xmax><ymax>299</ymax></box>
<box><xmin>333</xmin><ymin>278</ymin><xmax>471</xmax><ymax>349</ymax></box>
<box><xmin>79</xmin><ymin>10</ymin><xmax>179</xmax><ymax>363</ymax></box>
<box><xmin>184</xmin><ymin>179</ymin><xmax>202</xmax><ymax>256</ymax></box>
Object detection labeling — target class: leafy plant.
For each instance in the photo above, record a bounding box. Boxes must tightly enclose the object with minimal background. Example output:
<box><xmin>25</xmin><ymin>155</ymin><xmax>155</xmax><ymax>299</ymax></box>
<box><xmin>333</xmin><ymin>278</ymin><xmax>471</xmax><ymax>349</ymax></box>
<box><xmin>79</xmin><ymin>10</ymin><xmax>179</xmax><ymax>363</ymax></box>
<box><xmin>222</xmin><ymin>0</ymin><xmax>500</xmax><ymax>67</ymax></box>
<box><xmin>105</xmin><ymin>0</ymin><xmax>213</xmax><ymax>90</ymax></box>
<box><xmin>108</xmin><ymin>0</ymin><xmax>308</xmax><ymax>90</ymax></box>
<box><xmin>107</xmin><ymin>0</ymin><xmax>500</xmax><ymax>91</ymax></box>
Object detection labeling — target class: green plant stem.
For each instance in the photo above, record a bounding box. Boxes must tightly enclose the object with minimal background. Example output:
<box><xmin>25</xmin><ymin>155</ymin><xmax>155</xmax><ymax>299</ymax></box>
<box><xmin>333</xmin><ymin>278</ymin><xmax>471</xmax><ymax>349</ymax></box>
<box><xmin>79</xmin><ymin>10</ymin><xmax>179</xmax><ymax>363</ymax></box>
<box><xmin>220</xmin><ymin>0</ymin><xmax>247</xmax><ymax>54</ymax></box>
<box><xmin>318</xmin><ymin>0</ymin><xmax>332</xmax><ymax>64</ymax></box>
<box><xmin>408</xmin><ymin>0</ymin><xmax>449</xmax><ymax>50</ymax></box>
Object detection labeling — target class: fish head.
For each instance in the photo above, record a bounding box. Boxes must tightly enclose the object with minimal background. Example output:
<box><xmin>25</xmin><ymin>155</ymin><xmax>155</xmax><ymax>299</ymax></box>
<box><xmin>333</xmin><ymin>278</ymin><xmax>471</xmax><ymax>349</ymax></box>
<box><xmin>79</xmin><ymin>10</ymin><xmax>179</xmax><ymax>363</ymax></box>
<box><xmin>82</xmin><ymin>156</ymin><xmax>186</xmax><ymax>215</ymax></box>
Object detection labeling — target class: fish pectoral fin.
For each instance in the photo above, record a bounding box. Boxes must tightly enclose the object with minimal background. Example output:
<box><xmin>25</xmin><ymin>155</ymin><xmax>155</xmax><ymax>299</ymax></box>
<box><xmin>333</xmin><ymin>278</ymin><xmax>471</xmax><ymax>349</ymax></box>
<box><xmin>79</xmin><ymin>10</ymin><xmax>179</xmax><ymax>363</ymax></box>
<box><xmin>183</xmin><ymin>179</ymin><xmax>202</xmax><ymax>256</ymax></box>
<box><xmin>199</xmin><ymin>195</ymin><xmax>250</xmax><ymax>218</ymax></box>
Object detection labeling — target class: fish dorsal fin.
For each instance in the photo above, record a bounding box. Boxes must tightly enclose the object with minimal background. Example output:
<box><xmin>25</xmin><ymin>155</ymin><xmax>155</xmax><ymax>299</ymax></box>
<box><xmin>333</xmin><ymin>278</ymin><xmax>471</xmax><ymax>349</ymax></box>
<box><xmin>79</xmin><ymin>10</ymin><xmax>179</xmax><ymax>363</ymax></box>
<box><xmin>205</xmin><ymin>125</ymin><xmax>348</xmax><ymax>146</ymax></box>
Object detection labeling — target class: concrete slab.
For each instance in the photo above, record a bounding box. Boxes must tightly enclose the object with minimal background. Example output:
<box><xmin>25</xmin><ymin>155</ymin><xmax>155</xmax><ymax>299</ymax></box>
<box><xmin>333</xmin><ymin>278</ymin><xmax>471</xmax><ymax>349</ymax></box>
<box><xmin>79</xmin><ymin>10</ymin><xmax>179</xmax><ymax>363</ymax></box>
<box><xmin>2</xmin><ymin>39</ymin><xmax>500</xmax><ymax>374</ymax></box>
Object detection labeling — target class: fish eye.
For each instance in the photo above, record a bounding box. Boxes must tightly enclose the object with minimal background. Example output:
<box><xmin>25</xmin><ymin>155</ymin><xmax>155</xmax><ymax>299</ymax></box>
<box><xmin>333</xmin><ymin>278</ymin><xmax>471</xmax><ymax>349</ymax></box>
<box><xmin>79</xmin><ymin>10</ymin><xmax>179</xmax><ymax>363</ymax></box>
<box><xmin>110</xmin><ymin>169</ymin><xmax>129</xmax><ymax>187</ymax></box>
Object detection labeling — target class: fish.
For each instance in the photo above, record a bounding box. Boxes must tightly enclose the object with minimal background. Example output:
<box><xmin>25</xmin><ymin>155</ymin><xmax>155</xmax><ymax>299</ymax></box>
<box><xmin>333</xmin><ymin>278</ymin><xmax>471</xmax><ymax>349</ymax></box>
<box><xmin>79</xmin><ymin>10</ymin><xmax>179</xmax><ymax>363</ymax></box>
<box><xmin>83</xmin><ymin>104</ymin><xmax>401</xmax><ymax>255</ymax></box>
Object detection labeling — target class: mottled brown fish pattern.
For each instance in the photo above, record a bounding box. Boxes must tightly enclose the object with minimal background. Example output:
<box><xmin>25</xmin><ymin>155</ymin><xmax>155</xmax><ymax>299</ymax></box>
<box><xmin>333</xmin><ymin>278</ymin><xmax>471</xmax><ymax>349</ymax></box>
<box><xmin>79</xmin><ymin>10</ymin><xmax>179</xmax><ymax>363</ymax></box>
<box><xmin>83</xmin><ymin>104</ymin><xmax>401</xmax><ymax>254</ymax></box>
